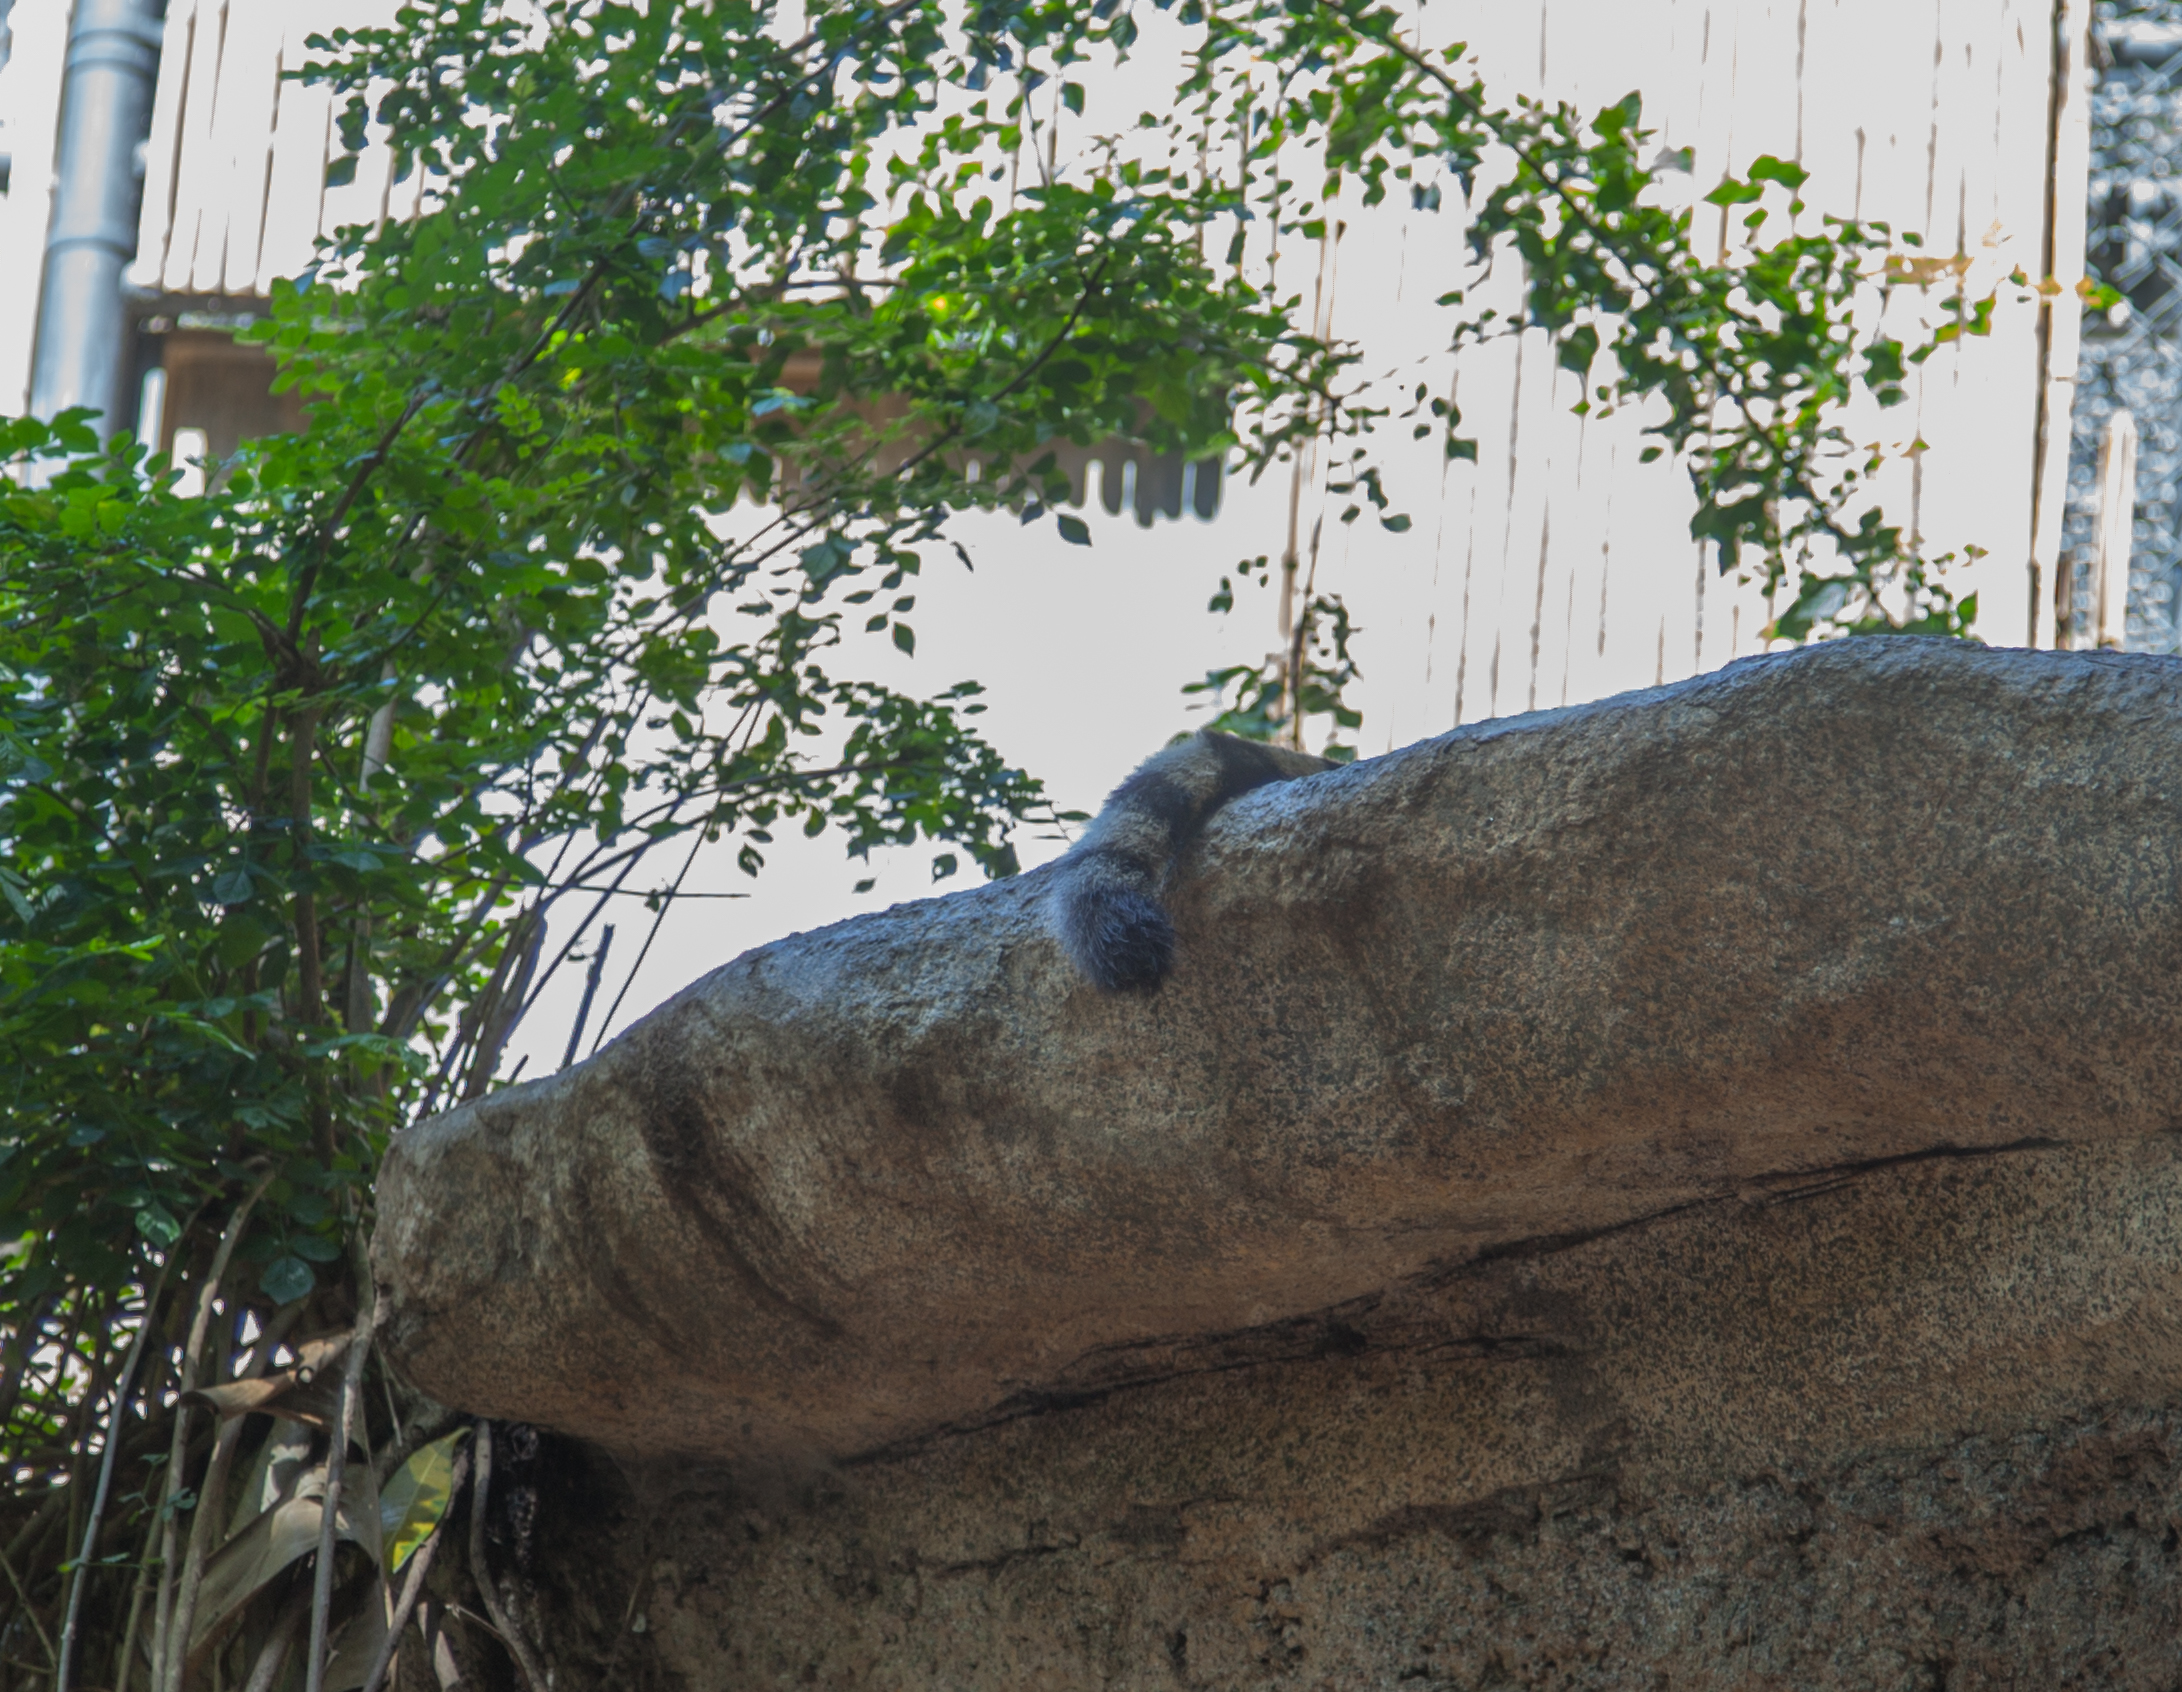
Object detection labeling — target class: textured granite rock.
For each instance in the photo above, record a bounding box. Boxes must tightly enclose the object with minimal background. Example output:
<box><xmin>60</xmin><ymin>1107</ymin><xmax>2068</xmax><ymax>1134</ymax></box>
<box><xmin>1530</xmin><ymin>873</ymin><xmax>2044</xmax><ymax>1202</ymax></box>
<box><xmin>517</xmin><ymin>1131</ymin><xmax>2182</xmax><ymax>1689</ymax></box>
<box><xmin>374</xmin><ymin>637</ymin><xmax>2182</xmax><ymax>1463</ymax></box>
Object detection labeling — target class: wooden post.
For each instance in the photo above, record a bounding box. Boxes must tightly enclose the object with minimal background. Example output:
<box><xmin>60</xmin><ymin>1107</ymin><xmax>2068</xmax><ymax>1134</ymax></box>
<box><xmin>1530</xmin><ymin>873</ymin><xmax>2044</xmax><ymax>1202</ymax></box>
<box><xmin>2029</xmin><ymin>0</ymin><xmax>2095</xmax><ymax>649</ymax></box>
<box><xmin>2093</xmin><ymin>409</ymin><xmax>2138</xmax><ymax>649</ymax></box>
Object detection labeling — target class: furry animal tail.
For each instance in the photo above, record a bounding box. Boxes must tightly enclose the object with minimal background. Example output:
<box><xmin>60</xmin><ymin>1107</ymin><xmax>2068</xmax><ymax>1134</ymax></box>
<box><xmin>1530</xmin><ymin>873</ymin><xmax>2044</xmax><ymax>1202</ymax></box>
<box><xmin>1047</xmin><ymin>730</ymin><xmax>1331</xmax><ymax>991</ymax></box>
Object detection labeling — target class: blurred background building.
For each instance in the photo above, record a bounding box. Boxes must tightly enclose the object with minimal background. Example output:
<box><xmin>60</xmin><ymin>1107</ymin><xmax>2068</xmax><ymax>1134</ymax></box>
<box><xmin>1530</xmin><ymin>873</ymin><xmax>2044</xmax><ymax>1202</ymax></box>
<box><xmin>1</xmin><ymin>0</ymin><xmax>2106</xmax><ymax>665</ymax></box>
<box><xmin>0</xmin><ymin>0</ymin><xmax>2117</xmax><ymax>1059</ymax></box>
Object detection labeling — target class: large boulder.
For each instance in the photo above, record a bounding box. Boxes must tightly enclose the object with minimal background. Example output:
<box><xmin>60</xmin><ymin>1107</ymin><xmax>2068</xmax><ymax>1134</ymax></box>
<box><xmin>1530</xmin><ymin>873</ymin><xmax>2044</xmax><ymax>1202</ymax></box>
<box><xmin>373</xmin><ymin>636</ymin><xmax>2182</xmax><ymax>1466</ymax></box>
<box><xmin>525</xmin><ymin>1130</ymin><xmax>2182</xmax><ymax>1689</ymax></box>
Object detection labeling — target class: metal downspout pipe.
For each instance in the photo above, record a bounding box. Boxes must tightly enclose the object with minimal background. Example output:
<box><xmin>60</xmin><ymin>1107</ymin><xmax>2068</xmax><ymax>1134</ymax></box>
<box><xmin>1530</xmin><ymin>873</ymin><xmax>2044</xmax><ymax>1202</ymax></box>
<box><xmin>28</xmin><ymin>0</ymin><xmax>162</xmax><ymax>435</ymax></box>
<box><xmin>0</xmin><ymin>1</ymin><xmax>17</xmax><ymax>196</ymax></box>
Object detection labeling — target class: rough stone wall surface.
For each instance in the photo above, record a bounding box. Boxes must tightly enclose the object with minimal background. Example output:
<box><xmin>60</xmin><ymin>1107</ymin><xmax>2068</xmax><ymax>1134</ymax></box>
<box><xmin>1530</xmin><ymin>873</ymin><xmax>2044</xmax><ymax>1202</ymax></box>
<box><xmin>525</xmin><ymin>1133</ymin><xmax>2182</xmax><ymax>1689</ymax></box>
<box><xmin>378</xmin><ymin>639</ymin><xmax>2182</xmax><ymax>1462</ymax></box>
<box><xmin>374</xmin><ymin>637</ymin><xmax>2182</xmax><ymax>1683</ymax></box>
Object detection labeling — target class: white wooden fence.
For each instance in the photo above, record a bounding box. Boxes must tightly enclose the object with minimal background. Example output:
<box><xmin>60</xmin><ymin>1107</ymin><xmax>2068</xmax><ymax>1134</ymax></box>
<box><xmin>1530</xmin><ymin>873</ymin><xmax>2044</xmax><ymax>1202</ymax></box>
<box><xmin>125</xmin><ymin>0</ymin><xmax>412</xmax><ymax>297</ymax></box>
<box><xmin>7</xmin><ymin>0</ymin><xmax>2088</xmax><ymax>715</ymax></box>
<box><xmin>0</xmin><ymin>0</ymin><xmax>2095</xmax><ymax>1051</ymax></box>
<box><xmin>1276</xmin><ymin>0</ymin><xmax>2088</xmax><ymax>750</ymax></box>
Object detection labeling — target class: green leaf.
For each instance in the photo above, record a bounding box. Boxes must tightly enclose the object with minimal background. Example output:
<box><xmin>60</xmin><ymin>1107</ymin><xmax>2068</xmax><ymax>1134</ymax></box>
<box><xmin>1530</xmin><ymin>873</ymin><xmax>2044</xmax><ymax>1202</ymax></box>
<box><xmin>380</xmin><ymin>1430</ymin><xmax>468</xmax><ymax>1572</ymax></box>
<box><xmin>1747</xmin><ymin>154</ymin><xmax>1810</xmax><ymax>191</ymax></box>
<box><xmin>1056</xmin><ymin>513</ymin><xmax>1092</xmax><ymax>546</ymax></box>
<box><xmin>135</xmin><ymin>1204</ymin><xmax>182</xmax><ymax>1248</ymax></box>
<box><xmin>1557</xmin><ymin>324</ymin><xmax>1600</xmax><ymax>379</ymax></box>
<box><xmin>0</xmin><ymin>738</ymin><xmax>53</xmax><ymax>785</ymax></box>
<box><xmin>261</xmin><ymin>1257</ymin><xmax>315</xmax><ymax>1306</ymax></box>
<box><xmin>1703</xmin><ymin>177</ymin><xmax>1764</xmax><ymax>207</ymax></box>
<box><xmin>892</xmin><ymin>622</ymin><xmax>916</xmax><ymax>656</ymax></box>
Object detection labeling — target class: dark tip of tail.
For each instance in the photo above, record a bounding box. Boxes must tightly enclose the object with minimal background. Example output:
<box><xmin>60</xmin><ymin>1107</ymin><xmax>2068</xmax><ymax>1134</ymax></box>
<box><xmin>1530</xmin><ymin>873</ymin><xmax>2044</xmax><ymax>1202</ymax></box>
<box><xmin>1054</xmin><ymin>879</ymin><xmax>1176</xmax><ymax>992</ymax></box>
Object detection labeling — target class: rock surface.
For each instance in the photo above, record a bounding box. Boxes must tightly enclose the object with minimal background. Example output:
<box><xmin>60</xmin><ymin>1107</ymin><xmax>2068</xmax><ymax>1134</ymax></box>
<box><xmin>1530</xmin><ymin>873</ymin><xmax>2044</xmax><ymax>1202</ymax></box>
<box><xmin>375</xmin><ymin>637</ymin><xmax>2182</xmax><ymax>1463</ymax></box>
<box><xmin>520</xmin><ymin>1130</ymin><xmax>2182</xmax><ymax>1689</ymax></box>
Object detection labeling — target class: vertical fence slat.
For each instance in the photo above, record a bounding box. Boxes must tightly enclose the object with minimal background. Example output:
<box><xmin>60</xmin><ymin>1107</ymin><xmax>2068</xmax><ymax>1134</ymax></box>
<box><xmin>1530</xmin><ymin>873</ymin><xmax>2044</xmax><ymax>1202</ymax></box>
<box><xmin>255</xmin><ymin>7</ymin><xmax>335</xmax><ymax>292</ymax></box>
<box><xmin>110</xmin><ymin>0</ymin><xmax>2076</xmax><ymax>740</ymax></box>
<box><xmin>129</xmin><ymin>0</ymin><xmax>200</xmax><ymax>294</ymax></box>
<box><xmin>164</xmin><ymin>0</ymin><xmax>230</xmax><ymax>293</ymax></box>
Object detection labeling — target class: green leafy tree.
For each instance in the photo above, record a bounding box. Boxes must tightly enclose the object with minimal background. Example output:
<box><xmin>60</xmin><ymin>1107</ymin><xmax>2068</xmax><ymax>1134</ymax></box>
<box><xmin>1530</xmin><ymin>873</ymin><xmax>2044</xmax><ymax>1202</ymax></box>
<box><xmin>0</xmin><ymin>0</ymin><xmax>2009</xmax><ymax>1684</ymax></box>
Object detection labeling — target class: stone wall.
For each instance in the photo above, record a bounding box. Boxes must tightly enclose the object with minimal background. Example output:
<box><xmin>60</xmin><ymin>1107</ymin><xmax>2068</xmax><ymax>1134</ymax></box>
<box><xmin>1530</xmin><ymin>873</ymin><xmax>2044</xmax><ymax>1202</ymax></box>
<box><xmin>377</xmin><ymin>640</ymin><xmax>2182</xmax><ymax>1685</ymax></box>
<box><xmin>514</xmin><ymin>1134</ymin><xmax>2182</xmax><ymax>1689</ymax></box>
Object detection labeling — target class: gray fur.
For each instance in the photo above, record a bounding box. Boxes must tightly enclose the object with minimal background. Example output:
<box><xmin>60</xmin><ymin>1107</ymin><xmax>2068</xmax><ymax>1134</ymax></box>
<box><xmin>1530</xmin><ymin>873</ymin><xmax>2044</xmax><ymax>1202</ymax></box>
<box><xmin>1047</xmin><ymin>730</ymin><xmax>1331</xmax><ymax>991</ymax></box>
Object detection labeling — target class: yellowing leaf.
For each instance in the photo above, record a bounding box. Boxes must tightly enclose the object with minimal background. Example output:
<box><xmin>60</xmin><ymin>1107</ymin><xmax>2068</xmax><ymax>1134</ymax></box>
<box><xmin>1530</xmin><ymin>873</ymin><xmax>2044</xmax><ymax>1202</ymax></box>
<box><xmin>380</xmin><ymin>1429</ymin><xmax>468</xmax><ymax>1572</ymax></box>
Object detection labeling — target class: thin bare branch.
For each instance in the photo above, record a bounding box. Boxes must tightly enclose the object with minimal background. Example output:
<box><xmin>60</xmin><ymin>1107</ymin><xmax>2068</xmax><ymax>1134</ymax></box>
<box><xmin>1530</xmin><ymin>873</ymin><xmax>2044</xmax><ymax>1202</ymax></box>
<box><xmin>152</xmin><ymin>1173</ymin><xmax>273</xmax><ymax>1692</ymax></box>
<box><xmin>242</xmin><ymin>1585</ymin><xmax>311</xmax><ymax>1692</ymax></box>
<box><xmin>588</xmin><ymin>826</ymin><xmax>706</xmax><ymax>1058</ymax></box>
<box><xmin>303</xmin><ymin>1300</ymin><xmax>376</xmax><ymax>1692</ymax></box>
<box><xmin>0</xmin><ymin>1540</ymin><xmax>55</xmax><ymax>1674</ymax></box>
<box><xmin>110</xmin><ymin>1519</ymin><xmax>156</xmax><ymax>1692</ymax></box>
<box><xmin>53</xmin><ymin>1200</ymin><xmax>205</xmax><ymax>1692</ymax></box>
<box><xmin>467</xmin><ymin>1423</ymin><xmax>546</xmax><ymax>1692</ymax></box>
<box><xmin>164</xmin><ymin>1297</ymin><xmax>305</xmax><ymax>1692</ymax></box>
